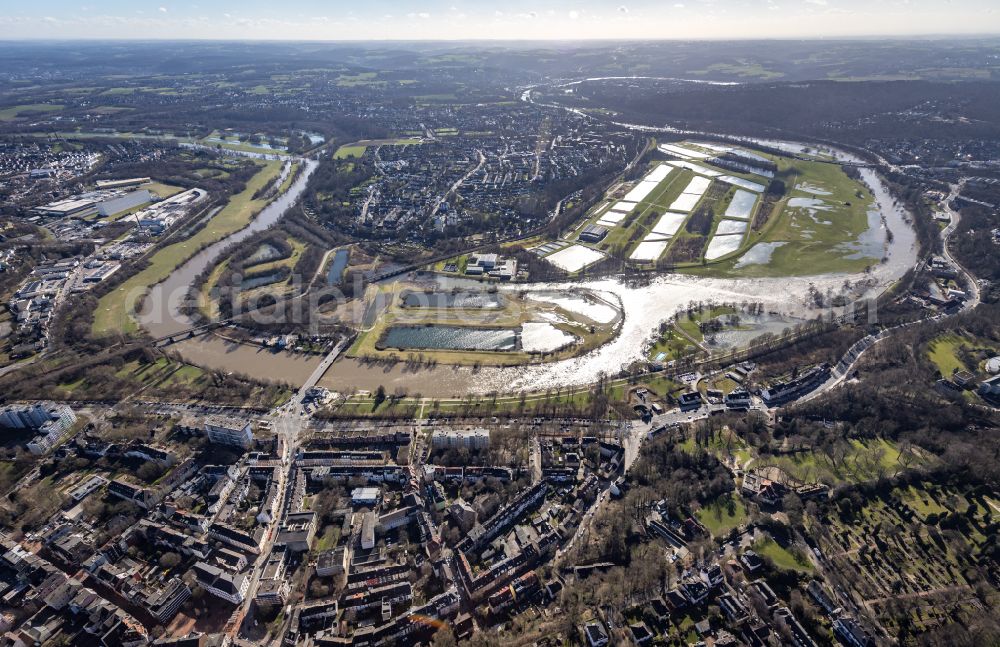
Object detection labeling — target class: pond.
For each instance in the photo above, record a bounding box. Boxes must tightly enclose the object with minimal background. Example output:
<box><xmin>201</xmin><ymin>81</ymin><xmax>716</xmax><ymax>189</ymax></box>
<box><xmin>381</xmin><ymin>325</ymin><xmax>517</xmax><ymax>351</ymax></box>
<box><xmin>242</xmin><ymin>271</ymin><xmax>285</xmax><ymax>290</ymax></box>
<box><xmin>326</xmin><ymin>249</ymin><xmax>350</xmax><ymax>286</ymax></box>
<box><xmin>400</xmin><ymin>290</ymin><xmax>504</xmax><ymax>309</ymax></box>
<box><xmin>724</xmin><ymin>190</ymin><xmax>758</xmax><ymax>220</ymax></box>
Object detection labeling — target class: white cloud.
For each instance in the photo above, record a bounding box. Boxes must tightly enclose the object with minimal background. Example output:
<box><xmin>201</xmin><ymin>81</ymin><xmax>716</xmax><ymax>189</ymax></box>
<box><xmin>805</xmin><ymin>0</ymin><xmax>827</xmax><ymax>4</ymax></box>
<box><xmin>159</xmin><ymin>6</ymin><xmax>167</xmax><ymax>13</ymax></box>
<box><xmin>674</xmin><ymin>3</ymin><xmax>685</xmax><ymax>7</ymax></box>
<box><xmin>569</xmin><ymin>10</ymin><xmax>579</xmax><ymax>19</ymax></box>
<box><xmin>618</xmin><ymin>5</ymin><xmax>628</xmax><ymax>13</ymax></box>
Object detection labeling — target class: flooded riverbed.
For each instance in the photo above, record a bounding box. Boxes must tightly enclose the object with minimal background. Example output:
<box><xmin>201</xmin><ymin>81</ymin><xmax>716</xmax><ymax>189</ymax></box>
<box><xmin>317</xmin><ymin>161</ymin><xmax>917</xmax><ymax>397</ymax></box>
<box><xmin>139</xmin><ymin>135</ymin><xmax>917</xmax><ymax>397</ymax></box>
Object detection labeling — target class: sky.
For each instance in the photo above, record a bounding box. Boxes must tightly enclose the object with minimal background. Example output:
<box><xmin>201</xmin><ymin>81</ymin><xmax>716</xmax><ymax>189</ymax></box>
<box><xmin>0</xmin><ymin>0</ymin><xmax>997</xmax><ymax>40</ymax></box>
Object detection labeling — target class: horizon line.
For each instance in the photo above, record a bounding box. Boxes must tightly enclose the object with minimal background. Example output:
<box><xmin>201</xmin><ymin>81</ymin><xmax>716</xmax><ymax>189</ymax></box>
<box><xmin>1</xmin><ymin>33</ymin><xmax>1000</xmax><ymax>44</ymax></box>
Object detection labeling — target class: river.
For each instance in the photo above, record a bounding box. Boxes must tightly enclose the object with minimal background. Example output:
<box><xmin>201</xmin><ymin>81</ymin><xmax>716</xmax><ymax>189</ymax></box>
<box><xmin>138</xmin><ymin>159</ymin><xmax>327</xmax><ymax>386</ymax></box>
<box><xmin>312</xmin><ymin>147</ymin><xmax>917</xmax><ymax>397</ymax></box>
<box><xmin>136</xmin><ymin>106</ymin><xmax>917</xmax><ymax>396</ymax></box>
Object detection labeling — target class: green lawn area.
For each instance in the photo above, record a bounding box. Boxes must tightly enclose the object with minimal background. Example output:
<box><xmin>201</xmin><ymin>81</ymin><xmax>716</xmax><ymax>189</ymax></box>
<box><xmin>770</xmin><ymin>438</ymin><xmax>916</xmax><ymax>485</ymax></box>
<box><xmin>649</xmin><ymin>328</ymin><xmax>696</xmax><ymax>364</ymax></box>
<box><xmin>314</xmin><ymin>525</ymin><xmax>341</xmax><ymax>553</ymax></box>
<box><xmin>51</xmin><ymin>355</ymin><xmax>291</xmax><ymax>406</ymax></box>
<box><xmin>336</xmin><ymin>72</ymin><xmax>379</xmax><ymax>87</ymax></box>
<box><xmin>56</xmin><ymin>357</ymin><xmax>207</xmax><ymax>398</ymax></box>
<box><xmin>0</xmin><ymin>103</ymin><xmax>64</xmax><ymax>121</ymax></box>
<box><xmin>753</xmin><ymin>537</ymin><xmax>813</xmax><ymax>573</ymax></box>
<box><xmin>675</xmin><ymin>306</ymin><xmax>736</xmax><ymax>343</ymax></box>
<box><xmin>334</xmin><ymin>145</ymin><xmax>367</xmax><ymax>159</ymax></box>
<box><xmin>926</xmin><ymin>333</ymin><xmax>968</xmax><ymax>376</ymax></box>
<box><xmin>144</xmin><ymin>181</ymin><xmax>185</xmax><ymax>200</ymax></box>
<box><xmin>680</xmin><ymin>427</ymin><xmax>753</xmax><ymax>467</ymax></box>
<box><xmin>201</xmin><ymin>138</ymin><xmax>286</xmax><ymax>155</ymax></box>
<box><xmin>683</xmin><ymin>154</ymin><xmax>878</xmax><ymax>278</ymax></box>
<box><xmin>696</xmin><ymin>493</ymin><xmax>748</xmax><ymax>537</ymax></box>
<box><xmin>276</xmin><ymin>163</ymin><xmax>300</xmax><ymax>194</ymax></box>
<box><xmin>92</xmin><ymin>160</ymin><xmax>283</xmax><ymax>336</ymax></box>
<box><xmin>898</xmin><ymin>485</ymin><xmax>949</xmax><ymax>520</ymax></box>
<box><xmin>692</xmin><ymin>62</ymin><xmax>785</xmax><ymax>80</ymax></box>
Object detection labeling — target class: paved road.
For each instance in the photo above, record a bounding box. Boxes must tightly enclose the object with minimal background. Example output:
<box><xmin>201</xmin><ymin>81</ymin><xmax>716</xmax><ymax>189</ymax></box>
<box><xmin>232</xmin><ymin>341</ymin><xmax>344</xmax><ymax>641</ymax></box>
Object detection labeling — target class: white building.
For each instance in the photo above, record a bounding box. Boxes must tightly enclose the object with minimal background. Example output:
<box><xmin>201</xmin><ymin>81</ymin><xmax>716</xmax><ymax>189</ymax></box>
<box><xmin>9</xmin><ymin>404</ymin><xmax>78</xmax><ymax>455</ymax></box>
<box><xmin>352</xmin><ymin>487</ymin><xmax>381</xmax><ymax>506</ymax></box>
<box><xmin>431</xmin><ymin>428</ymin><xmax>490</xmax><ymax>451</ymax></box>
<box><xmin>0</xmin><ymin>403</ymin><xmax>56</xmax><ymax>429</ymax></box>
<box><xmin>205</xmin><ymin>417</ymin><xmax>253</xmax><ymax>449</ymax></box>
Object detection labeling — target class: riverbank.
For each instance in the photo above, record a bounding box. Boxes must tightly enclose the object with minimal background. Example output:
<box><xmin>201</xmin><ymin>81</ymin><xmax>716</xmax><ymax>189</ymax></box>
<box><xmin>93</xmin><ymin>160</ymin><xmax>286</xmax><ymax>336</ymax></box>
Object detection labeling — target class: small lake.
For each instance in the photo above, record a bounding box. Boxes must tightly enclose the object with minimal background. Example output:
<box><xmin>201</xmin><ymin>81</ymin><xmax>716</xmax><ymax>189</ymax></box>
<box><xmin>326</xmin><ymin>249</ymin><xmax>350</xmax><ymax>286</ymax></box>
<box><xmin>401</xmin><ymin>290</ymin><xmax>503</xmax><ymax>309</ymax></box>
<box><xmin>242</xmin><ymin>271</ymin><xmax>285</xmax><ymax>290</ymax></box>
<box><xmin>382</xmin><ymin>325</ymin><xmax>517</xmax><ymax>351</ymax></box>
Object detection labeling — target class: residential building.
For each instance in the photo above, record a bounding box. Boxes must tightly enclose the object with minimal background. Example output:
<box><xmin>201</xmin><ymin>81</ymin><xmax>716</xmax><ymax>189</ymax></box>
<box><xmin>193</xmin><ymin>562</ymin><xmax>250</xmax><ymax>604</ymax></box>
<box><xmin>275</xmin><ymin>512</ymin><xmax>317</xmax><ymax>553</ymax></box>
<box><xmin>361</xmin><ymin>511</ymin><xmax>377</xmax><ymax>550</ymax></box>
<box><xmin>431</xmin><ymin>428</ymin><xmax>490</xmax><ymax>450</ymax></box>
<box><xmin>351</xmin><ymin>486</ymin><xmax>381</xmax><ymax>507</ymax></box>
<box><xmin>204</xmin><ymin>417</ymin><xmax>253</xmax><ymax>449</ymax></box>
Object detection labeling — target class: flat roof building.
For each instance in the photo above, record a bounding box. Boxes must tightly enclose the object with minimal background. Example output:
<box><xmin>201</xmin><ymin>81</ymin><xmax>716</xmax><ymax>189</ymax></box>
<box><xmin>579</xmin><ymin>224</ymin><xmax>609</xmax><ymax>243</ymax></box>
<box><xmin>352</xmin><ymin>487</ymin><xmax>381</xmax><ymax>507</ymax></box>
<box><xmin>204</xmin><ymin>417</ymin><xmax>253</xmax><ymax>449</ymax></box>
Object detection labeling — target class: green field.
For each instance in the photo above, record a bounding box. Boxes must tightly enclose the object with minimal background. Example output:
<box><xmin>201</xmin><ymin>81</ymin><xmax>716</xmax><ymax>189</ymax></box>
<box><xmin>926</xmin><ymin>333</ymin><xmax>969</xmax><ymax>376</ymax></box>
<box><xmin>753</xmin><ymin>537</ymin><xmax>813</xmax><ymax>573</ymax></box>
<box><xmin>92</xmin><ymin>160</ymin><xmax>283</xmax><ymax>336</ymax></box>
<box><xmin>143</xmin><ymin>181</ymin><xmax>185</xmax><ymax>200</ymax></box>
<box><xmin>335</xmin><ymin>72</ymin><xmax>380</xmax><ymax>86</ymax></box>
<box><xmin>767</xmin><ymin>438</ymin><xmax>917</xmax><ymax>485</ymax></box>
<box><xmin>0</xmin><ymin>103</ymin><xmax>64</xmax><ymax>121</ymax></box>
<box><xmin>647</xmin><ymin>327</ymin><xmax>697</xmax><ymax>363</ymax></box>
<box><xmin>689</xmin><ymin>155</ymin><xmax>879</xmax><ymax>277</ymax></box>
<box><xmin>692</xmin><ymin>62</ymin><xmax>786</xmax><ymax>80</ymax></box>
<box><xmin>695</xmin><ymin>493</ymin><xmax>748</xmax><ymax>537</ymax></box>
<box><xmin>334</xmin><ymin>145</ymin><xmax>367</xmax><ymax>159</ymax></box>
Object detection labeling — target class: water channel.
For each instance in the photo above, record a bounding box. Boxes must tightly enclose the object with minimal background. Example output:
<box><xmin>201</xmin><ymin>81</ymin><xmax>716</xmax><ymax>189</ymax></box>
<box><xmin>138</xmin><ymin>128</ymin><xmax>918</xmax><ymax>396</ymax></box>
